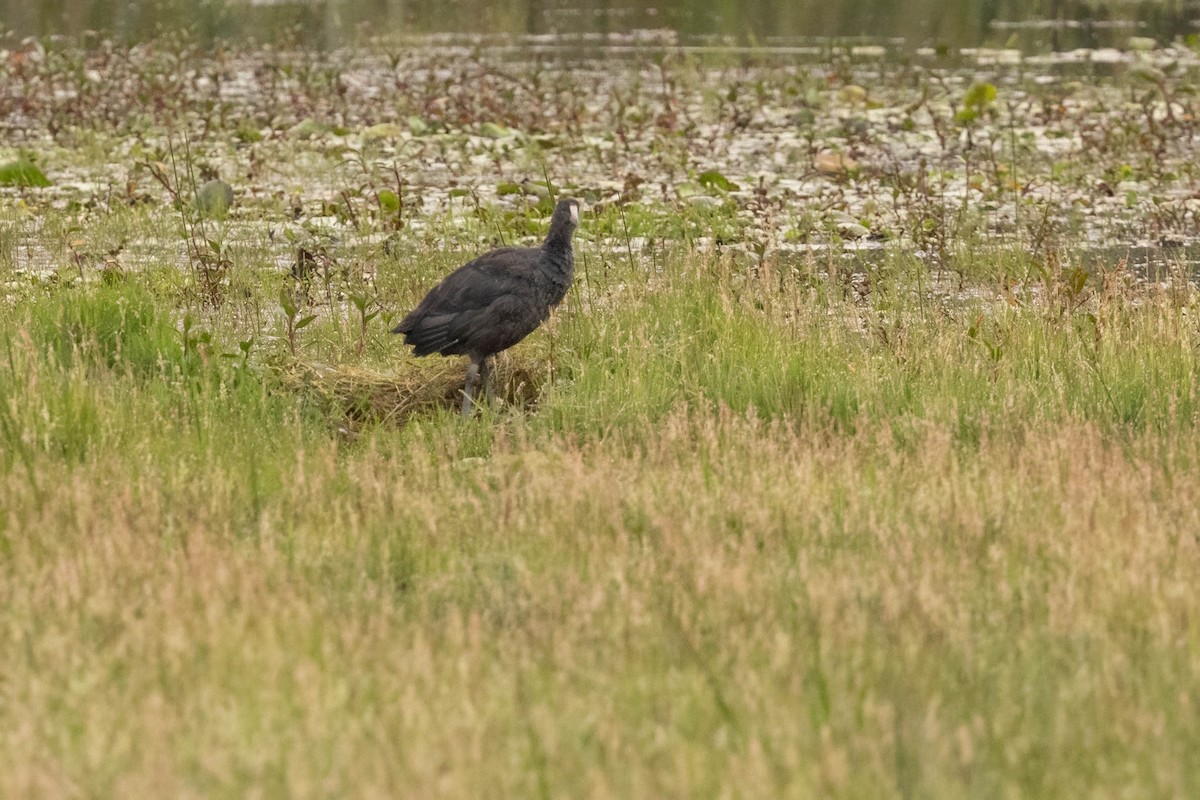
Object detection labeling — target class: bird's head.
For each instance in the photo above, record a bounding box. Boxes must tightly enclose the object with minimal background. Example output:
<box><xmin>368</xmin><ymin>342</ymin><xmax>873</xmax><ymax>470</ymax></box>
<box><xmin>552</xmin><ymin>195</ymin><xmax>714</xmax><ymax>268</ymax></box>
<box><xmin>544</xmin><ymin>197</ymin><xmax>581</xmax><ymax>248</ymax></box>
<box><xmin>555</xmin><ymin>197</ymin><xmax>580</xmax><ymax>228</ymax></box>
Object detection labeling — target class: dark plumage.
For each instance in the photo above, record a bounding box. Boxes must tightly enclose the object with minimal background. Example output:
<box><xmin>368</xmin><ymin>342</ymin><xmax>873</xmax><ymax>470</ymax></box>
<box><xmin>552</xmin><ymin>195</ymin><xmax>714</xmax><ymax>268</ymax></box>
<box><xmin>393</xmin><ymin>197</ymin><xmax>580</xmax><ymax>415</ymax></box>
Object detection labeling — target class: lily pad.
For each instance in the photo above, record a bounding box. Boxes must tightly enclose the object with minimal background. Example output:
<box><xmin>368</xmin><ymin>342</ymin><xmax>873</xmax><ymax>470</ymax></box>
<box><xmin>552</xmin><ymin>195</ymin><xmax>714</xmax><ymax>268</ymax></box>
<box><xmin>962</xmin><ymin>82</ymin><xmax>997</xmax><ymax>111</ymax></box>
<box><xmin>195</xmin><ymin>180</ymin><xmax>234</xmax><ymax>218</ymax></box>
<box><xmin>837</xmin><ymin>220</ymin><xmax>871</xmax><ymax>239</ymax></box>
<box><xmin>814</xmin><ymin>150</ymin><xmax>858</xmax><ymax>175</ymax></box>
<box><xmin>407</xmin><ymin>116</ymin><xmax>430</xmax><ymax>136</ymax></box>
<box><xmin>523</xmin><ymin>181</ymin><xmax>551</xmax><ymax>199</ymax></box>
<box><xmin>839</xmin><ymin>85</ymin><xmax>869</xmax><ymax>104</ymax></box>
<box><xmin>235</xmin><ymin>123</ymin><xmax>263</xmax><ymax>143</ymax></box>
<box><xmin>698</xmin><ymin>169</ymin><xmax>739</xmax><ymax>193</ymax></box>
<box><xmin>0</xmin><ymin>159</ymin><xmax>52</xmax><ymax>187</ymax></box>
<box><xmin>288</xmin><ymin>118</ymin><xmax>328</xmax><ymax>139</ymax></box>
<box><xmin>377</xmin><ymin>189</ymin><xmax>400</xmax><ymax>212</ymax></box>
<box><xmin>479</xmin><ymin>122</ymin><xmax>513</xmax><ymax>139</ymax></box>
<box><xmin>363</xmin><ymin>123</ymin><xmax>404</xmax><ymax>140</ymax></box>
<box><xmin>496</xmin><ymin>180</ymin><xmax>549</xmax><ymax>199</ymax></box>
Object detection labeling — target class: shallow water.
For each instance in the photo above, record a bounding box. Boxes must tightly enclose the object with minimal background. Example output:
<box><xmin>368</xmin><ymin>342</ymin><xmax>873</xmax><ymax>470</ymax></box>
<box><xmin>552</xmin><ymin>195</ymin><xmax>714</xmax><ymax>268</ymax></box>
<box><xmin>3</xmin><ymin>3</ymin><xmax>1200</xmax><ymax>291</ymax></box>
<box><xmin>3</xmin><ymin>0</ymin><xmax>1199</xmax><ymax>51</ymax></box>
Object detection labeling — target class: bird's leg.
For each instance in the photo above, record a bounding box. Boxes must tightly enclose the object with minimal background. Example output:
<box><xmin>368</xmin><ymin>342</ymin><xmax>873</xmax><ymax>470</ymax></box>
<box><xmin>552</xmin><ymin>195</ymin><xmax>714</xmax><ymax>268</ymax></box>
<box><xmin>480</xmin><ymin>356</ymin><xmax>496</xmax><ymax>405</ymax></box>
<box><xmin>461</xmin><ymin>359</ymin><xmax>481</xmax><ymax>417</ymax></box>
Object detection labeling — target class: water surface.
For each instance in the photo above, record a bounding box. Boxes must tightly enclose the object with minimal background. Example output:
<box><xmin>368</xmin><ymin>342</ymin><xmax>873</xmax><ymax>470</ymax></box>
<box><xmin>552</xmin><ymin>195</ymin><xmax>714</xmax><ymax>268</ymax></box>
<box><xmin>3</xmin><ymin>0</ymin><xmax>1197</xmax><ymax>51</ymax></box>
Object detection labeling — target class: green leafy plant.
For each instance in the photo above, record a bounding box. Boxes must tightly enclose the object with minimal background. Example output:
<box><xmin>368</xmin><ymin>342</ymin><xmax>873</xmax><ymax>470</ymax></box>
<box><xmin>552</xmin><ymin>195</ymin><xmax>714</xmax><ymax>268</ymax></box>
<box><xmin>280</xmin><ymin>289</ymin><xmax>317</xmax><ymax>358</ymax></box>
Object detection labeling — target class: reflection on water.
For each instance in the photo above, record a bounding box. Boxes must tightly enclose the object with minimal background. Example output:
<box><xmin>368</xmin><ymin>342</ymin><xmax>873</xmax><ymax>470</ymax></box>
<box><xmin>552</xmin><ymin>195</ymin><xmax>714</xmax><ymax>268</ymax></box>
<box><xmin>1</xmin><ymin>0</ymin><xmax>1198</xmax><ymax>50</ymax></box>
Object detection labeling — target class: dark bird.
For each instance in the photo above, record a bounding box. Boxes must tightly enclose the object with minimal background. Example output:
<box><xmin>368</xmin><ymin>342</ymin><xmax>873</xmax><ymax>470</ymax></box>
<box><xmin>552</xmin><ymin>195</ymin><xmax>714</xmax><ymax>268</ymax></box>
<box><xmin>392</xmin><ymin>197</ymin><xmax>580</xmax><ymax>416</ymax></box>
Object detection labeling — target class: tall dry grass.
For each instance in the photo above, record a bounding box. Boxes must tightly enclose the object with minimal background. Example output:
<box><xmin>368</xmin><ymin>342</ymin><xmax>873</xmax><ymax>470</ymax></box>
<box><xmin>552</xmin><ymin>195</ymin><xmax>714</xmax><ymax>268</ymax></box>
<box><xmin>2</xmin><ymin>258</ymin><xmax>1199</xmax><ymax>798</ymax></box>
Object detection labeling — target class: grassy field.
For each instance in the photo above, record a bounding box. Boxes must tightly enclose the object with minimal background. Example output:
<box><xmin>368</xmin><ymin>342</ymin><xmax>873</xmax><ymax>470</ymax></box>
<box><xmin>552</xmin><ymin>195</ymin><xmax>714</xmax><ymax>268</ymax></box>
<box><xmin>4</xmin><ymin>248</ymin><xmax>1200</xmax><ymax>798</ymax></box>
<box><xmin>3</xmin><ymin>36</ymin><xmax>1200</xmax><ymax>799</ymax></box>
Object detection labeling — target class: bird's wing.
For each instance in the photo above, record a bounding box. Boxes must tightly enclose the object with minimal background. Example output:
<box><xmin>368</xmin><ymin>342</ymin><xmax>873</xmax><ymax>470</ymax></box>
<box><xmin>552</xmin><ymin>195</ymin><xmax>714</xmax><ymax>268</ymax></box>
<box><xmin>405</xmin><ymin>247</ymin><xmax>537</xmax><ymax>319</ymax></box>
<box><xmin>392</xmin><ymin>247</ymin><xmax>542</xmax><ymax>355</ymax></box>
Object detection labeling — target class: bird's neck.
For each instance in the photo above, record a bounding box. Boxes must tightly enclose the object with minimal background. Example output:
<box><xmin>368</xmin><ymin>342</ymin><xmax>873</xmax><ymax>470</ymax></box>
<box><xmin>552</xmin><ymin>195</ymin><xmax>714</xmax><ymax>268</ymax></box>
<box><xmin>540</xmin><ymin>235</ymin><xmax>574</xmax><ymax>300</ymax></box>
<box><xmin>541</xmin><ymin>227</ymin><xmax>574</xmax><ymax>267</ymax></box>
<box><xmin>543</xmin><ymin>221</ymin><xmax>574</xmax><ymax>252</ymax></box>
<box><xmin>542</xmin><ymin>244</ymin><xmax>573</xmax><ymax>279</ymax></box>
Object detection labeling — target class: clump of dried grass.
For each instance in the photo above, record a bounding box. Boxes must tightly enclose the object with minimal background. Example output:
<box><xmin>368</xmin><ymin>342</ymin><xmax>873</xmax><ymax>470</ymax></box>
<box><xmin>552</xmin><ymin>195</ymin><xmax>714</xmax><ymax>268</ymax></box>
<box><xmin>278</xmin><ymin>355</ymin><xmax>548</xmax><ymax>426</ymax></box>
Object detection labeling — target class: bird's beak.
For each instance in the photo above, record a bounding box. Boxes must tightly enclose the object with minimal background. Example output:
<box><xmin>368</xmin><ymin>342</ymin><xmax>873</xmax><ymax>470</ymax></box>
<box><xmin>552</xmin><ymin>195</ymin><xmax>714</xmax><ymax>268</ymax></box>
<box><xmin>569</xmin><ymin>203</ymin><xmax>579</xmax><ymax>224</ymax></box>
